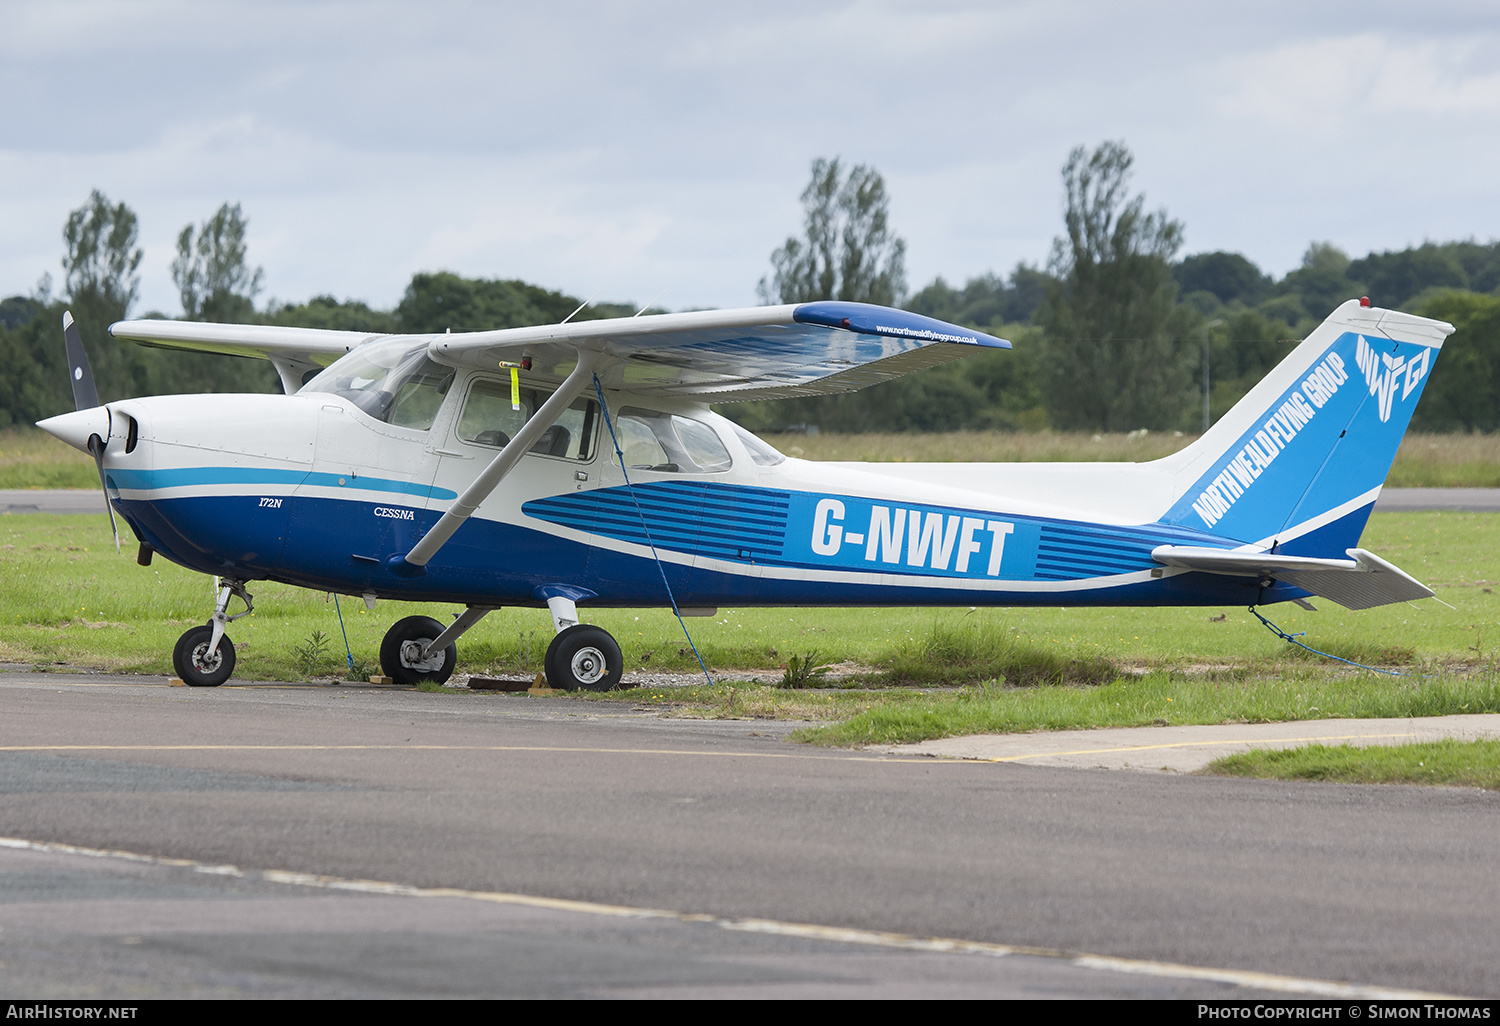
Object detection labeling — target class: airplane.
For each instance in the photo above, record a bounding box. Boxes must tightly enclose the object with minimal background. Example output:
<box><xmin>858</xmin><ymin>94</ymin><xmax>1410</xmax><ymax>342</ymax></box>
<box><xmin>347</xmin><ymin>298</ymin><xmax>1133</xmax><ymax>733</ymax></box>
<box><xmin>35</xmin><ymin>295</ymin><xmax>1450</xmax><ymax>689</ymax></box>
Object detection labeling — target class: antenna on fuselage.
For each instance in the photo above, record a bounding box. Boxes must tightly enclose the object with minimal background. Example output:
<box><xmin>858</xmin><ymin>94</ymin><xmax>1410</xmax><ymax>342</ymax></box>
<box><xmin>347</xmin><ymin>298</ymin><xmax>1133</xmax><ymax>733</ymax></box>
<box><xmin>560</xmin><ymin>290</ymin><xmax>601</xmax><ymax>325</ymax></box>
<box><xmin>633</xmin><ymin>288</ymin><xmax>668</xmax><ymax>317</ymax></box>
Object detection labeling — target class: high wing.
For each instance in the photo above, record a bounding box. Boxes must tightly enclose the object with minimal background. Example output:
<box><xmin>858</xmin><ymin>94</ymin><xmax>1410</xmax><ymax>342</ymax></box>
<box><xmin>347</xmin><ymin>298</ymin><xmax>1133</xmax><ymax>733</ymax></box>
<box><xmin>109</xmin><ymin>320</ymin><xmax>388</xmax><ymax>395</ymax></box>
<box><xmin>425</xmin><ymin>302</ymin><xmax>1009</xmax><ymax>401</ymax></box>
<box><xmin>111</xmin><ymin>301</ymin><xmax>1010</xmax><ymax>399</ymax></box>
<box><xmin>1151</xmin><ymin>545</ymin><xmax>1434</xmax><ymax>610</ymax></box>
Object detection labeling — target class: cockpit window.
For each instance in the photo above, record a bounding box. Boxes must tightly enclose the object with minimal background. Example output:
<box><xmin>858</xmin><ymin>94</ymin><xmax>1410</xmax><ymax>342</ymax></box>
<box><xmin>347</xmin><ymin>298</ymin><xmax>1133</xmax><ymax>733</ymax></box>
<box><xmin>611</xmin><ymin>409</ymin><xmax>732</xmax><ymax>473</ymax></box>
<box><xmin>302</xmin><ymin>338</ymin><xmax>455</xmax><ymax>431</ymax></box>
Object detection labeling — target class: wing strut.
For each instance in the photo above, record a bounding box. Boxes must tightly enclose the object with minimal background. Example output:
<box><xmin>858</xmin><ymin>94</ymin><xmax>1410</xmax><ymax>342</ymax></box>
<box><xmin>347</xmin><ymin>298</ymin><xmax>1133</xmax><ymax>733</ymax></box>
<box><xmin>394</xmin><ymin>350</ymin><xmax>606</xmax><ymax>573</ymax></box>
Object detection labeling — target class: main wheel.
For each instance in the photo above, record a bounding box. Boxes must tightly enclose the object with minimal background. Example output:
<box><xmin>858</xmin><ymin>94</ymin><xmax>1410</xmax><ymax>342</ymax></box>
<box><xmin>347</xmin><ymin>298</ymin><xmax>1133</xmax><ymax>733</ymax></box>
<box><xmin>173</xmin><ymin>624</ymin><xmax>236</xmax><ymax>687</ymax></box>
<box><xmin>544</xmin><ymin>625</ymin><xmax>623</xmax><ymax>692</ymax></box>
<box><xmin>380</xmin><ymin>615</ymin><xmax>457</xmax><ymax>685</ymax></box>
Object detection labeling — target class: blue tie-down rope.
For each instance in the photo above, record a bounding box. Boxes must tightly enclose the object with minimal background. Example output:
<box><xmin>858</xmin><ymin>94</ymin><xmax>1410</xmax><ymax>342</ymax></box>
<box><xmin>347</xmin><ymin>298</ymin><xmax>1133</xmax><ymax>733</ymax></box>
<box><xmin>332</xmin><ymin>592</ymin><xmax>356</xmax><ymax>674</ymax></box>
<box><xmin>1249</xmin><ymin>605</ymin><xmax>1416</xmax><ymax>677</ymax></box>
<box><xmin>592</xmin><ymin>373</ymin><xmax>714</xmax><ymax>687</ymax></box>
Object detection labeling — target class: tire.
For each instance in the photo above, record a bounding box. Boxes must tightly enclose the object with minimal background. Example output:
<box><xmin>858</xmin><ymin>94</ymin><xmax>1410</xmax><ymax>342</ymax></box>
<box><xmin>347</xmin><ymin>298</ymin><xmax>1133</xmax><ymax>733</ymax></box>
<box><xmin>172</xmin><ymin>624</ymin><xmax>236</xmax><ymax>687</ymax></box>
<box><xmin>544</xmin><ymin>625</ymin><xmax>623</xmax><ymax>692</ymax></box>
<box><xmin>380</xmin><ymin>615</ymin><xmax>457</xmax><ymax>685</ymax></box>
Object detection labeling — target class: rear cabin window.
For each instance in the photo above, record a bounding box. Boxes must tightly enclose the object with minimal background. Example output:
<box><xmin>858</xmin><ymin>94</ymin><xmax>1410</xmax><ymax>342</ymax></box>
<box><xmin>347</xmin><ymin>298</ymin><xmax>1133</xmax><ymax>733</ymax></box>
<box><xmin>611</xmin><ymin>409</ymin><xmax>731</xmax><ymax>473</ymax></box>
<box><xmin>729</xmin><ymin>422</ymin><xmax>787</xmax><ymax>466</ymax></box>
<box><xmin>456</xmin><ymin>379</ymin><xmax>598</xmax><ymax>461</ymax></box>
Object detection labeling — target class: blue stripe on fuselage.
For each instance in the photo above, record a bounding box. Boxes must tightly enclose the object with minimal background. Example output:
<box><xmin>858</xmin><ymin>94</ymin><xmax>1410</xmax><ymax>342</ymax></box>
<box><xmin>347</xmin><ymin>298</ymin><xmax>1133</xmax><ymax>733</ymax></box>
<box><xmin>107</xmin><ymin>466</ymin><xmax>458</xmax><ymax>500</ymax></box>
<box><xmin>525</xmin><ymin>483</ymin><xmax>1235</xmax><ymax>583</ymax></box>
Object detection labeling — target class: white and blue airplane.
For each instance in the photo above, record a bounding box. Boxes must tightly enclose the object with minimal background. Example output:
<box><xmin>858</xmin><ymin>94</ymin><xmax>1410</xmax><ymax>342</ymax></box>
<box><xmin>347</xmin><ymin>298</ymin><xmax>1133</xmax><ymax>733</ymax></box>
<box><xmin>37</xmin><ymin>296</ymin><xmax>1449</xmax><ymax>689</ymax></box>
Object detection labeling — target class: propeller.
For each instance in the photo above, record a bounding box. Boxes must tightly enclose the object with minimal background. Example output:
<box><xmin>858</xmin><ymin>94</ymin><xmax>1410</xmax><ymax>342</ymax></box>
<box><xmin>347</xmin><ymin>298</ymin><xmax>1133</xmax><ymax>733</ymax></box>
<box><xmin>62</xmin><ymin>311</ymin><xmax>120</xmax><ymax>553</ymax></box>
<box><xmin>63</xmin><ymin>310</ymin><xmax>100</xmax><ymax>410</ymax></box>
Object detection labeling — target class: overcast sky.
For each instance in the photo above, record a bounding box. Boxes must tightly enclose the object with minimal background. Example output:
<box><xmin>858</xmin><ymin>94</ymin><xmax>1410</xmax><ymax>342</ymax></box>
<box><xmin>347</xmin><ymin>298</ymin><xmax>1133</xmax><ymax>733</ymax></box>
<box><xmin>4</xmin><ymin>1</ymin><xmax>1499</xmax><ymax>317</ymax></box>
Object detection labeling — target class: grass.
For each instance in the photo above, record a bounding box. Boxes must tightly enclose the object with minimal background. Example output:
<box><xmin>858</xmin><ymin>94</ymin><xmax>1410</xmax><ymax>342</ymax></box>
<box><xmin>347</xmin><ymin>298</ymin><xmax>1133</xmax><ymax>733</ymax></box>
<box><xmin>6</xmin><ymin>425</ymin><xmax>1500</xmax><ymax>489</ymax></box>
<box><xmin>0</xmin><ymin>428</ymin><xmax>98</xmax><ymax>490</ymax></box>
<box><xmin>570</xmin><ymin>682</ymin><xmax>930</xmax><ymax>723</ymax></box>
<box><xmin>777</xmin><ymin>651</ymin><xmax>834</xmax><ymax>688</ymax></box>
<box><xmin>869</xmin><ymin>622</ymin><xmax>1118</xmax><ymax>687</ymax></box>
<box><xmin>1203</xmin><ymin>739</ymin><xmax>1500</xmax><ymax>788</ymax></box>
<box><xmin>1389</xmin><ymin>434</ymin><xmax>1500</xmax><ymax>488</ymax></box>
<box><xmin>792</xmin><ymin>672</ymin><xmax>1500</xmax><ymax>747</ymax></box>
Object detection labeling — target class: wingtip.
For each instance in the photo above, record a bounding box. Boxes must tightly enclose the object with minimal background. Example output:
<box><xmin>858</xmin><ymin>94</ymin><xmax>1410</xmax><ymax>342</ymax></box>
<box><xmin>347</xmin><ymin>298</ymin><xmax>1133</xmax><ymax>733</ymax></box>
<box><xmin>62</xmin><ymin>310</ymin><xmax>74</xmax><ymax>330</ymax></box>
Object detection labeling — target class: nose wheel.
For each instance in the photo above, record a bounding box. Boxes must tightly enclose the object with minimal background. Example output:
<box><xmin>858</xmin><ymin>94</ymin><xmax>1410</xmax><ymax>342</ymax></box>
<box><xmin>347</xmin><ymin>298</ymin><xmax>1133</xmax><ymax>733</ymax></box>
<box><xmin>173</xmin><ymin>624</ymin><xmax>237</xmax><ymax>687</ymax></box>
<box><xmin>544</xmin><ymin>624</ymin><xmax>623</xmax><ymax>691</ymax></box>
<box><xmin>172</xmin><ymin>578</ymin><xmax>253</xmax><ymax>687</ymax></box>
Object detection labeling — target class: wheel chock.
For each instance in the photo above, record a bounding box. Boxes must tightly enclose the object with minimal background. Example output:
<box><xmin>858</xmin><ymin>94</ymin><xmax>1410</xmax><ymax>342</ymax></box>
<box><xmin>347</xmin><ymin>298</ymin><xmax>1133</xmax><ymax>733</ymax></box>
<box><xmin>368</xmin><ymin>675</ymin><xmax>393</xmax><ymax>685</ymax></box>
<box><xmin>168</xmin><ymin>678</ymin><xmax>185</xmax><ymax>687</ymax></box>
<box><xmin>468</xmin><ymin>676</ymin><xmax>530</xmax><ymax>692</ymax></box>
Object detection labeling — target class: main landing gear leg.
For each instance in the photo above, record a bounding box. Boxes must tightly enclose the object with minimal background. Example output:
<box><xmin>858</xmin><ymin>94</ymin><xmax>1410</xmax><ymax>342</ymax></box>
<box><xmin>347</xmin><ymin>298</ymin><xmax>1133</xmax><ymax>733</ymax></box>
<box><xmin>542</xmin><ymin>596</ymin><xmax>623</xmax><ymax>692</ymax></box>
<box><xmin>172</xmin><ymin>578</ymin><xmax>253</xmax><ymax>688</ymax></box>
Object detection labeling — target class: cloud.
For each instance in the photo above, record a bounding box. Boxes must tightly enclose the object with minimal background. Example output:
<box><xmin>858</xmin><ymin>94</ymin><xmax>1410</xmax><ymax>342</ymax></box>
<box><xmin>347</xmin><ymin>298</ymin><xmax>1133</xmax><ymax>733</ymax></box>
<box><xmin>1218</xmin><ymin>32</ymin><xmax>1500</xmax><ymax>129</ymax></box>
<box><xmin>6</xmin><ymin>3</ymin><xmax>1500</xmax><ymax>311</ymax></box>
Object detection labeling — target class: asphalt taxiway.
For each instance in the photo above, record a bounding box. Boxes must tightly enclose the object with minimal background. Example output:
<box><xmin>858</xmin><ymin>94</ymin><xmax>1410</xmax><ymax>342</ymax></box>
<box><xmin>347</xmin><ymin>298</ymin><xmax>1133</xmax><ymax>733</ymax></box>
<box><xmin>0</xmin><ymin>670</ymin><xmax>1492</xmax><ymax>998</ymax></box>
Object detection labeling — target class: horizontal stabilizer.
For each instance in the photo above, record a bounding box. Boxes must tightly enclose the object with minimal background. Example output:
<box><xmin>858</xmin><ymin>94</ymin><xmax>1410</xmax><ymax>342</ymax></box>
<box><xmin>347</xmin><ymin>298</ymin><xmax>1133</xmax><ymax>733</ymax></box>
<box><xmin>1151</xmin><ymin>545</ymin><xmax>1434</xmax><ymax>610</ymax></box>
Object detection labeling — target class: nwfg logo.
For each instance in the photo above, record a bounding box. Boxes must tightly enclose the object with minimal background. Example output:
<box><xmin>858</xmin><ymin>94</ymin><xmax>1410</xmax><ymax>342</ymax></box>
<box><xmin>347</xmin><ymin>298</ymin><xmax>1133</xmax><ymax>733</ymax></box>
<box><xmin>1355</xmin><ymin>335</ymin><xmax>1431</xmax><ymax>423</ymax></box>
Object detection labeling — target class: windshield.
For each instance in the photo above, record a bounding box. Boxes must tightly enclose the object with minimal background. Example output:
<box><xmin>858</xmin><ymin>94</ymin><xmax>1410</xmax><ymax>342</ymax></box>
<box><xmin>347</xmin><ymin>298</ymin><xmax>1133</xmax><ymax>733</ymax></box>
<box><xmin>302</xmin><ymin>338</ymin><xmax>455</xmax><ymax>430</ymax></box>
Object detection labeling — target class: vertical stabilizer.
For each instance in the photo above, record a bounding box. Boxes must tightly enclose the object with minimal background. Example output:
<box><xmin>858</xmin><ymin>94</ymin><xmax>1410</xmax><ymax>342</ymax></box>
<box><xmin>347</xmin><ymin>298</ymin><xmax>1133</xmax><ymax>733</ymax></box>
<box><xmin>1155</xmin><ymin>300</ymin><xmax>1452</xmax><ymax>555</ymax></box>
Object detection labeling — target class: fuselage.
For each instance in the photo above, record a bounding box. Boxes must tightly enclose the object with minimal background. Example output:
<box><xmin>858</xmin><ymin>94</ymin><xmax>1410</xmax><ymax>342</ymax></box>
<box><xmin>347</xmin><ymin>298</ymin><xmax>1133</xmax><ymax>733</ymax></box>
<box><xmin>71</xmin><ymin>356</ymin><xmax>1300</xmax><ymax>612</ymax></box>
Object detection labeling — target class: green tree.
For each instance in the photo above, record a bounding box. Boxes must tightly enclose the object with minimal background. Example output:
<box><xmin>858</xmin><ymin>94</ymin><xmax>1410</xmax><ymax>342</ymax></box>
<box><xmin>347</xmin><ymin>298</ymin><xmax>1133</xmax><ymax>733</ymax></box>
<box><xmin>1203</xmin><ymin>308</ymin><xmax>1291</xmax><ymax>422</ymax></box>
<box><xmin>1348</xmin><ymin>243</ymin><xmax>1468</xmax><ymax>312</ymax></box>
<box><xmin>1173</xmin><ymin>251</ymin><xmax>1270</xmax><ymax>308</ymax></box>
<box><xmin>172</xmin><ymin>203</ymin><xmax>264</xmax><ymax>322</ymax></box>
<box><xmin>730</xmin><ymin>159</ymin><xmax>914</xmax><ymax>432</ymax></box>
<box><xmin>58</xmin><ymin>190</ymin><xmax>148</xmax><ymax>397</ymax></box>
<box><xmin>395</xmin><ymin>272</ymin><xmax>632</xmax><ymax>333</ymax></box>
<box><xmin>63</xmin><ymin>190</ymin><xmax>142</xmax><ymax>326</ymax></box>
<box><xmin>268</xmin><ymin>295</ymin><xmax>398</xmax><ymax>332</ymax></box>
<box><xmin>1272</xmin><ymin>242</ymin><xmax>1362</xmax><ymax>322</ymax></box>
<box><xmin>1412</xmin><ymin>290</ymin><xmax>1500</xmax><ymax>432</ymax></box>
<box><xmin>906</xmin><ymin>264</ymin><xmax>1050</xmax><ymax>331</ymax></box>
<box><xmin>758</xmin><ymin>157</ymin><xmax>907</xmax><ymax>306</ymax></box>
<box><xmin>1039</xmin><ymin>141</ymin><xmax>1195</xmax><ymax>431</ymax></box>
<box><xmin>0</xmin><ymin>299</ymin><xmax>70</xmax><ymax>426</ymax></box>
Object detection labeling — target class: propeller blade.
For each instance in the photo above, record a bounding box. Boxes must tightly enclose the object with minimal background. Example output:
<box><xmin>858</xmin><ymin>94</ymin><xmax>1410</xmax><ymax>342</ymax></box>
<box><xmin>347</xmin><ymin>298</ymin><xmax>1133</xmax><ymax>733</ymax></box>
<box><xmin>87</xmin><ymin>432</ymin><xmax>120</xmax><ymax>553</ymax></box>
<box><xmin>63</xmin><ymin>313</ymin><xmax>117</xmax><ymax>550</ymax></box>
<box><xmin>63</xmin><ymin>311</ymin><xmax>100</xmax><ymax>411</ymax></box>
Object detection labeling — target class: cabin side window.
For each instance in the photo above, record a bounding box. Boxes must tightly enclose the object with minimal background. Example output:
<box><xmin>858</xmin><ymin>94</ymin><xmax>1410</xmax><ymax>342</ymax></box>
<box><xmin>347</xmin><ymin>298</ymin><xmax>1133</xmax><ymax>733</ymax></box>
<box><xmin>455</xmin><ymin>379</ymin><xmax>598</xmax><ymax>461</ymax></box>
<box><xmin>611</xmin><ymin>409</ymin><xmax>732</xmax><ymax>473</ymax></box>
